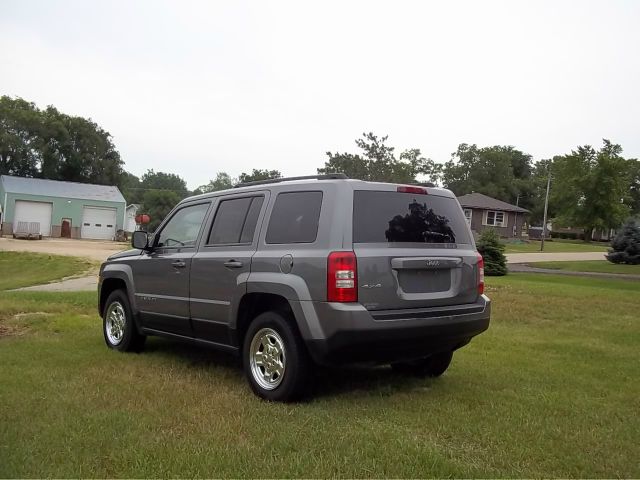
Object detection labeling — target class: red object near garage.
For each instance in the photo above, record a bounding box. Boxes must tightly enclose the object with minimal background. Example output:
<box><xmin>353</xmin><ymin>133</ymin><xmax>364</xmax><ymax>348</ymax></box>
<box><xmin>135</xmin><ymin>214</ymin><xmax>150</xmax><ymax>225</ymax></box>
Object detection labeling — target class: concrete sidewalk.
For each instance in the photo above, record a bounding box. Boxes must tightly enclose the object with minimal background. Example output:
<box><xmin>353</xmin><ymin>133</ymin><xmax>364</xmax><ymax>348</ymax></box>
<box><xmin>11</xmin><ymin>275</ymin><xmax>99</xmax><ymax>292</ymax></box>
<box><xmin>509</xmin><ymin>263</ymin><xmax>640</xmax><ymax>281</ymax></box>
<box><xmin>506</xmin><ymin>251</ymin><xmax>606</xmax><ymax>264</ymax></box>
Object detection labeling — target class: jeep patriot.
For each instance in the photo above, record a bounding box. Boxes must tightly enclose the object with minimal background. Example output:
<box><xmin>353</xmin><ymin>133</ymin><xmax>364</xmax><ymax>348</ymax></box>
<box><xmin>99</xmin><ymin>174</ymin><xmax>490</xmax><ymax>401</ymax></box>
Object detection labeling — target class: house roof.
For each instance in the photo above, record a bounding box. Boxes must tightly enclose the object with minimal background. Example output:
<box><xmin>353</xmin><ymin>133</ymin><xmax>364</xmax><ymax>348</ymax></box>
<box><xmin>0</xmin><ymin>175</ymin><xmax>126</xmax><ymax>203</ymax></box>
<box><xmin>457</xmin><ymin>192</ymin><xmax>529</xmax><ymax>213</ymax></box>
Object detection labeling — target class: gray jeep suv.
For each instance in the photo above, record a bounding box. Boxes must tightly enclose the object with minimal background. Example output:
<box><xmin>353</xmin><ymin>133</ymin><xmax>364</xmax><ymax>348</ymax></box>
<box><xmin>99</xmin><ymin>174</ymin><xmax>490</xmax><ymax>401</ymax></box>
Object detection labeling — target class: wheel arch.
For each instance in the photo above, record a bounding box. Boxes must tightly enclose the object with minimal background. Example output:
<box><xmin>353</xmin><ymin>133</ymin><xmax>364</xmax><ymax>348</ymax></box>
<box><xmin>99</xmin><ymin>264</ymin><xmax>137</xmax><ymax>317</ymax></box>
<box><xmin>233</xmin><ymin>292</ymin><xmax>306</xmax><ymax>350</ymax></box>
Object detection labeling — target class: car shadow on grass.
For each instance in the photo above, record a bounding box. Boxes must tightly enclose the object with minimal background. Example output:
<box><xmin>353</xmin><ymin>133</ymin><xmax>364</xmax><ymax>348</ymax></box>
<box><xmin>312</xmin><ymin>365</ymin><xmax>436</xmax><ymax>400</ymax></box>
<box><xmin>143</xmin><ymin>337</ymin><xmax>435</xmax><ymax>400</ymax></box>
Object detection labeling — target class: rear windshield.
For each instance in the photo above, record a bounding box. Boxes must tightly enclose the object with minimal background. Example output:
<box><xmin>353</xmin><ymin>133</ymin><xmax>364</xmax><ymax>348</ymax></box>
<box><xmin>353</xmin><ymin>190</ymin><xmax>471</xmax><ymax>244</ymax></box>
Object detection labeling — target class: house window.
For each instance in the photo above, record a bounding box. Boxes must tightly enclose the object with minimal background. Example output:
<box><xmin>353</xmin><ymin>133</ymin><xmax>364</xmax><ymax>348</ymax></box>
<box><xmin>463</xmin><ymin>209</ymin><xmax>472</xmax><ymax>226</ymax></box>
<box><xmin>485</xmin><ymin>210</ymin><xmax>506</xmax><ymax>227</ymax></box>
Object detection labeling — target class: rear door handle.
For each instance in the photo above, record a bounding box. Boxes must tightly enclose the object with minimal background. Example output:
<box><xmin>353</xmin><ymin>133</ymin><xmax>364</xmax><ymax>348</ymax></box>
<box><xmin>224</xmin><ymin>260</ymin><xmax>244</xmax><ymax>269</ymax></box>
<box><xmin>172</xmin><ymin>260</ymin><xmax>187</xmax><ymax>268</ymax></box>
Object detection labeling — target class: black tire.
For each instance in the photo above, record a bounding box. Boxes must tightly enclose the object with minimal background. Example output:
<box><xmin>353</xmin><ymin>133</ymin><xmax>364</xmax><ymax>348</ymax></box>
<box><xmin>243</xmin><ymin>311</ymin><xmax>312</xmax><ymax>402</ymax></box>
<box><xmin>102</xmin><ymin>289</ymin><xmax>146</xmax><ymax>352</ymax></box>
<box><xmin>391</xmin><ymin>351</ymin><xmax>453</xmax><ymax>377</ymax></box>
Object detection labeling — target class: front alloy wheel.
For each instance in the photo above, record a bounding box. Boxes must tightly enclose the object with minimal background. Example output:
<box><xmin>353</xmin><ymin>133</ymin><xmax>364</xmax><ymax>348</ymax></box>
<box><xmin>105</xmin><ymin>301</ymin><xmax>126</xmax><ymax>346</ymax></box>
<box><xmin>102</xmin><ymin>289</ymin><xmax>146</xmax><ymax>352</ymax></box>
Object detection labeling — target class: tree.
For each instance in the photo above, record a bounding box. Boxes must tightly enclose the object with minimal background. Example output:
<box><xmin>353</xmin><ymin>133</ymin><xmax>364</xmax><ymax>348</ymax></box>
<box><xmin>139</xmin><ymin>169</ymin><xmax>189</xmax><ymax>198</ymax></box>
<box><xmin>118</xmin><ymin>171</ymin><xmax>141</xmax><ymax>204</ymax></box>
<box><xmin>606</xmin><ymin>218</ymin><xmax>640</xmax><ymax>264</ymax></box>
<box><xmin>441</xmin><ymin>144</ymin><xmax>535</xmax><ymax>210</ymax></box>
<box><xmin>476</xmin><ymin>228</ymin><xmax>507</xmax><ymax>276</ymax></box>
<box><xmin>527</xmin><ymin>159</ymin><xmax>554</xmax><ymax>224</ymax></box>
<box><xmin>0</xmin><ymin>95</ymin><xmax>124</xmax><ymax>185</ymax></box>
<box><xmin>198</xmin><ymin>172</ymin><xmax>235</xmax><ymax>193</ymax></box>
<box><xmin>141</xmin><ymin>189</ymin><xmax>181</xmax><ymax>232</ymax></box>
<box><xmin>318</xmin><ymin>132</ymin><xmax>439</xmax><ymax>184</ymax></box>
<box><xmin>0</xmin><ymin>96</ymin><xmax>42</xmax><ymax>177</ymax></box>
<box><xmin>550</xmin><ymin>140</ymin><xmax>631</xmax><ymax>239</ymax></box>
<box><xmin>238</xmin><ymin>169</ymin><xmax>281</xmax><ymax>184</ymax></box>
<box><xmin>627</xmin><ymin>158</ymin><xmax>640</xmax><ymax>216</ymax></box>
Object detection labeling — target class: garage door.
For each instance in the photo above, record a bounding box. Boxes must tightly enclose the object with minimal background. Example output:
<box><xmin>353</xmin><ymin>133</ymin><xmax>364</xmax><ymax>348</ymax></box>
<box><xmin>81</xmin><ymin>207</ymin><xmax>117</xmax><ymax>240</ymax></box>
<box><xmin>14</xmin><ymin>201</ymin><xmax>53</xmax><ymax>236</ymax></box>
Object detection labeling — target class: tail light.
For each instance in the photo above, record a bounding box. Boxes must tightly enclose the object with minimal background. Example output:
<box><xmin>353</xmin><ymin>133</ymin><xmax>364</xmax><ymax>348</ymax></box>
<box><xmin>327</xmin><ymin>251</ymin><xmax>358</xmax><ymax>302</ymax></box>
<box><xmin>477</xmin><ymin>252</ymin><xmax>485</xmax><ymax>295</ymax></box>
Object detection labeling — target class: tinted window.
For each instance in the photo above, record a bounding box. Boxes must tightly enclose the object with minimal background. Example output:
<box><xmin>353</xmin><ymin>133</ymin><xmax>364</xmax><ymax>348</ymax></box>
<box><xmin>240</xmin><ymin>197</ymin><xmax>264</xmax><ymax>243</ymax></box>
<box><xmin>208</xmin><ymin>196</ymin><xmax>264</xmax><ymax>245</ymax></box>
<box><xmin>266</xmin><ymin>191</ymin><xmax>323</xmax><ymax>244</ymax></box>
<box><xmin>157</xmin><ymin>203</ymin><xmax>209</xmax><ymax>248</ymax></box>
<box><xmin>353</xmin><ymin>191</ymin><xmax>471</xmax><ymax>244</ymax></box>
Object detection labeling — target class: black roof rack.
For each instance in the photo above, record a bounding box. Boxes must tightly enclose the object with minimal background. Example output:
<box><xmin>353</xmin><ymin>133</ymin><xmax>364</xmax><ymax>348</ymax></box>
<box><xmin>233</xmin><ymin>173</ymin><xmax>348</xmax><ymax>188</ymax></box>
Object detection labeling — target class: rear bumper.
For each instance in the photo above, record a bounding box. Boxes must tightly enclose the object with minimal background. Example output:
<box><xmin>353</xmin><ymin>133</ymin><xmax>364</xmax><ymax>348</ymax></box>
<box><xmin>304</xmin><ymin>295</ymin><xmax>491</xmax><ymax>365</ymax></box>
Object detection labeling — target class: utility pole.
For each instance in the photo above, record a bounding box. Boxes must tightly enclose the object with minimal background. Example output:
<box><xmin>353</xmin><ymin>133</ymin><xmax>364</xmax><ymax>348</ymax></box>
<box><xmin>540</xmin><ymin>170</ymin><xmax>551</xmax><ymax>252</ymax></box>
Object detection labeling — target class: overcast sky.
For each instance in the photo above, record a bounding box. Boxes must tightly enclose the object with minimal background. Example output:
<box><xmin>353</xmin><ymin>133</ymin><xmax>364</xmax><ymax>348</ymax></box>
<box><xmin>1</xmin><ymin>0</ymin><xmax>638</xmax><ymax>189</ymax></box>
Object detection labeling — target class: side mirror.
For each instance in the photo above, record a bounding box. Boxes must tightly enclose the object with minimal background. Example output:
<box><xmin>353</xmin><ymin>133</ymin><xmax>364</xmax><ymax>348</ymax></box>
<box><xmin>132</xmin><ymin>231</ymin><xmax>150</xmax><ymax>250</ymax></box>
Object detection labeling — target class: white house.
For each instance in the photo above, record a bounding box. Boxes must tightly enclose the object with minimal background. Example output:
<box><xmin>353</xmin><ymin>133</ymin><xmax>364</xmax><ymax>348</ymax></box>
<box><xmin>125</xmin><ymin>204</ymin><xmax>140</xmax><ymax>233</ymax></box>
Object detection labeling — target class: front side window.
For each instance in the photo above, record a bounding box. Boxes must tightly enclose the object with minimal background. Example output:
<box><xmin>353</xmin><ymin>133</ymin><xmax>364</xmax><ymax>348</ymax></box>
<box><xmin>266</xmin><ymin>191</ymin><xmax>323</xmax><ymax>244</ymax></box>
<box><xmin>208</xmin><ymin>196</ymin><xmax>264</xmax><ymax>245</ymax></box>
<box><xmin>157</xmin><ymin>203</ymin><xmax>209</xmax><ymax>248</ymax></box>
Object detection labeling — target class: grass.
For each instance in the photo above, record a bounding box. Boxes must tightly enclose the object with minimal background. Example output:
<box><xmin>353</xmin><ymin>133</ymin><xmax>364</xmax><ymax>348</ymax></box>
<box><xmin>0</xmin><ymin>251</ymin><xmax>95</xmax><ymax>290</ymax></box>
<box><xmin>1</xmin><ymin>275</ymin><xmax>639</xmax><ymax>477</ymax></box>
<box><xmin>530</xmin><ymin>260</ymin><xmax>640</xmax><ymax>275</ymax></box>
<box><xmin>503</xmin><ymin>239</ymin><xmax>609</xmax><ymax>253</ymax></box>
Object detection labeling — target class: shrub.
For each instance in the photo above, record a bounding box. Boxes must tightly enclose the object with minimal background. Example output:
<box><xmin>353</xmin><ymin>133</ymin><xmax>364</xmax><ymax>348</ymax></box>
<box><xmin>477</xmin><ymin>228</ymin><xmax>508</xmax><ymax>276</ymax></box>
<box><xmin>606</xmin><ymin>219</ymin><xmax>640</xmax><ymax>264</ymax></box>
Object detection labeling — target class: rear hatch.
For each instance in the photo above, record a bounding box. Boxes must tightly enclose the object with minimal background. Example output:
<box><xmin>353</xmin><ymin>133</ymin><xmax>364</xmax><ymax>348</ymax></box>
<box><xmin>352</xmin><ymin>188</ymin><xmax>479</xmax><ymax>311</ymax></box>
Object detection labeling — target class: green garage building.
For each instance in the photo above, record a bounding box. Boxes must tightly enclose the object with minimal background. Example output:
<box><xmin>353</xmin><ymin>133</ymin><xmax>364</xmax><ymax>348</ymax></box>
<box><xmin>0</xmin><ymin>175</ymin><xmax>126</xmax><ymax>240</ymax></box>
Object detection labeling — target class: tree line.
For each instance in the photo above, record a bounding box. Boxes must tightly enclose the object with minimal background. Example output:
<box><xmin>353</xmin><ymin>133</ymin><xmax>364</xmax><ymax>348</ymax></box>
<box><xmin>2</xmin><ymin>96</ymin><xmax>639</xmax><ymax>235</ymax></box>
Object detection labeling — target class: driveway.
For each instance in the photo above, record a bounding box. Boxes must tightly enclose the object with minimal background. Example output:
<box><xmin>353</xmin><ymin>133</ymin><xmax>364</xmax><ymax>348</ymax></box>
<box><xmin>0</xmin><ymin>237</ymin><xmax>126</xmax><ymax>262</ymax></box>
<box><xmin>0</xmin><ymin>237</ymin><xmax>127</xmax><ymax>292</ymax></box>
<box><xmin>506</xmin><ymin>251</ymin><xmax>606</xmax><ymax>264</ymax></box>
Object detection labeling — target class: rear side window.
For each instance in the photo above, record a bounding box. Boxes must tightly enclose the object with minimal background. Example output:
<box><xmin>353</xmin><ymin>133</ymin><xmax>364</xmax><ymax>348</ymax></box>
<box><xmin>266</xmin><ymin>191</ymin><xmax>323</xmax><ymax>244</ymax></box>
<box><xmin>353</xmin><ymin>191</ymin><xmax>471</xmax><ymax>244</ymax></box>
<box><xmin>208</xmin><ymin>196</ymin><xmax>264</xmax><ymax>245</ymax></box>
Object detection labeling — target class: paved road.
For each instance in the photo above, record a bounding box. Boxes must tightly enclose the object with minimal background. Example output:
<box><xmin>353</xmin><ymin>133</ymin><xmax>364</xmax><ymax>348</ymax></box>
<box><xmin>506</xmin><ymin>251</ymin><xmax>606</xmax><ymax>264</ymax></box>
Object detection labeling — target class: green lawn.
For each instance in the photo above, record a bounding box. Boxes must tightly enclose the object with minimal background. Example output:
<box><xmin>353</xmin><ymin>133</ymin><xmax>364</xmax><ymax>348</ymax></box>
<box><xmin>503</xmin><ymin>239</ymin><xmax>609</xmax><ymax>253</ymax></box>
<box><xmin>0</xmin><ymin>251</ymin><xmax>95</xmax><ymax>290</ymax></box>
<box><xmin>530</xmin><ymin>260</ymin><xmax>640</xmax><ymax>275</ymax></box>
<box><xmin>1</xmin><ymin>275</ymin><xmax>639</xmax><ymax>477</ymax></box>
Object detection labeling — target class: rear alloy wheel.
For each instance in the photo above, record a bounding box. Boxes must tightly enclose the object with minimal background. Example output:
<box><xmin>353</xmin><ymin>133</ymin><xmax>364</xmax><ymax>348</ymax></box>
<box><xmin>391</xmin><ymin>351</ymin><xmax>453</xmax><ymax>377</ymax></box>
<box><xmin>102</xmin><ymin>289</ymin><xmax>146</xmax><ymax>352</ymax></box>
<box><xmin>243</xmin><ymin>311</ymin><xmax>312</xmax><ymax>402</ymax></box>
<box><xmin>249</xmin><ymin>327</ymin><xmax>287</xmax><ymax>390</ymax></box>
